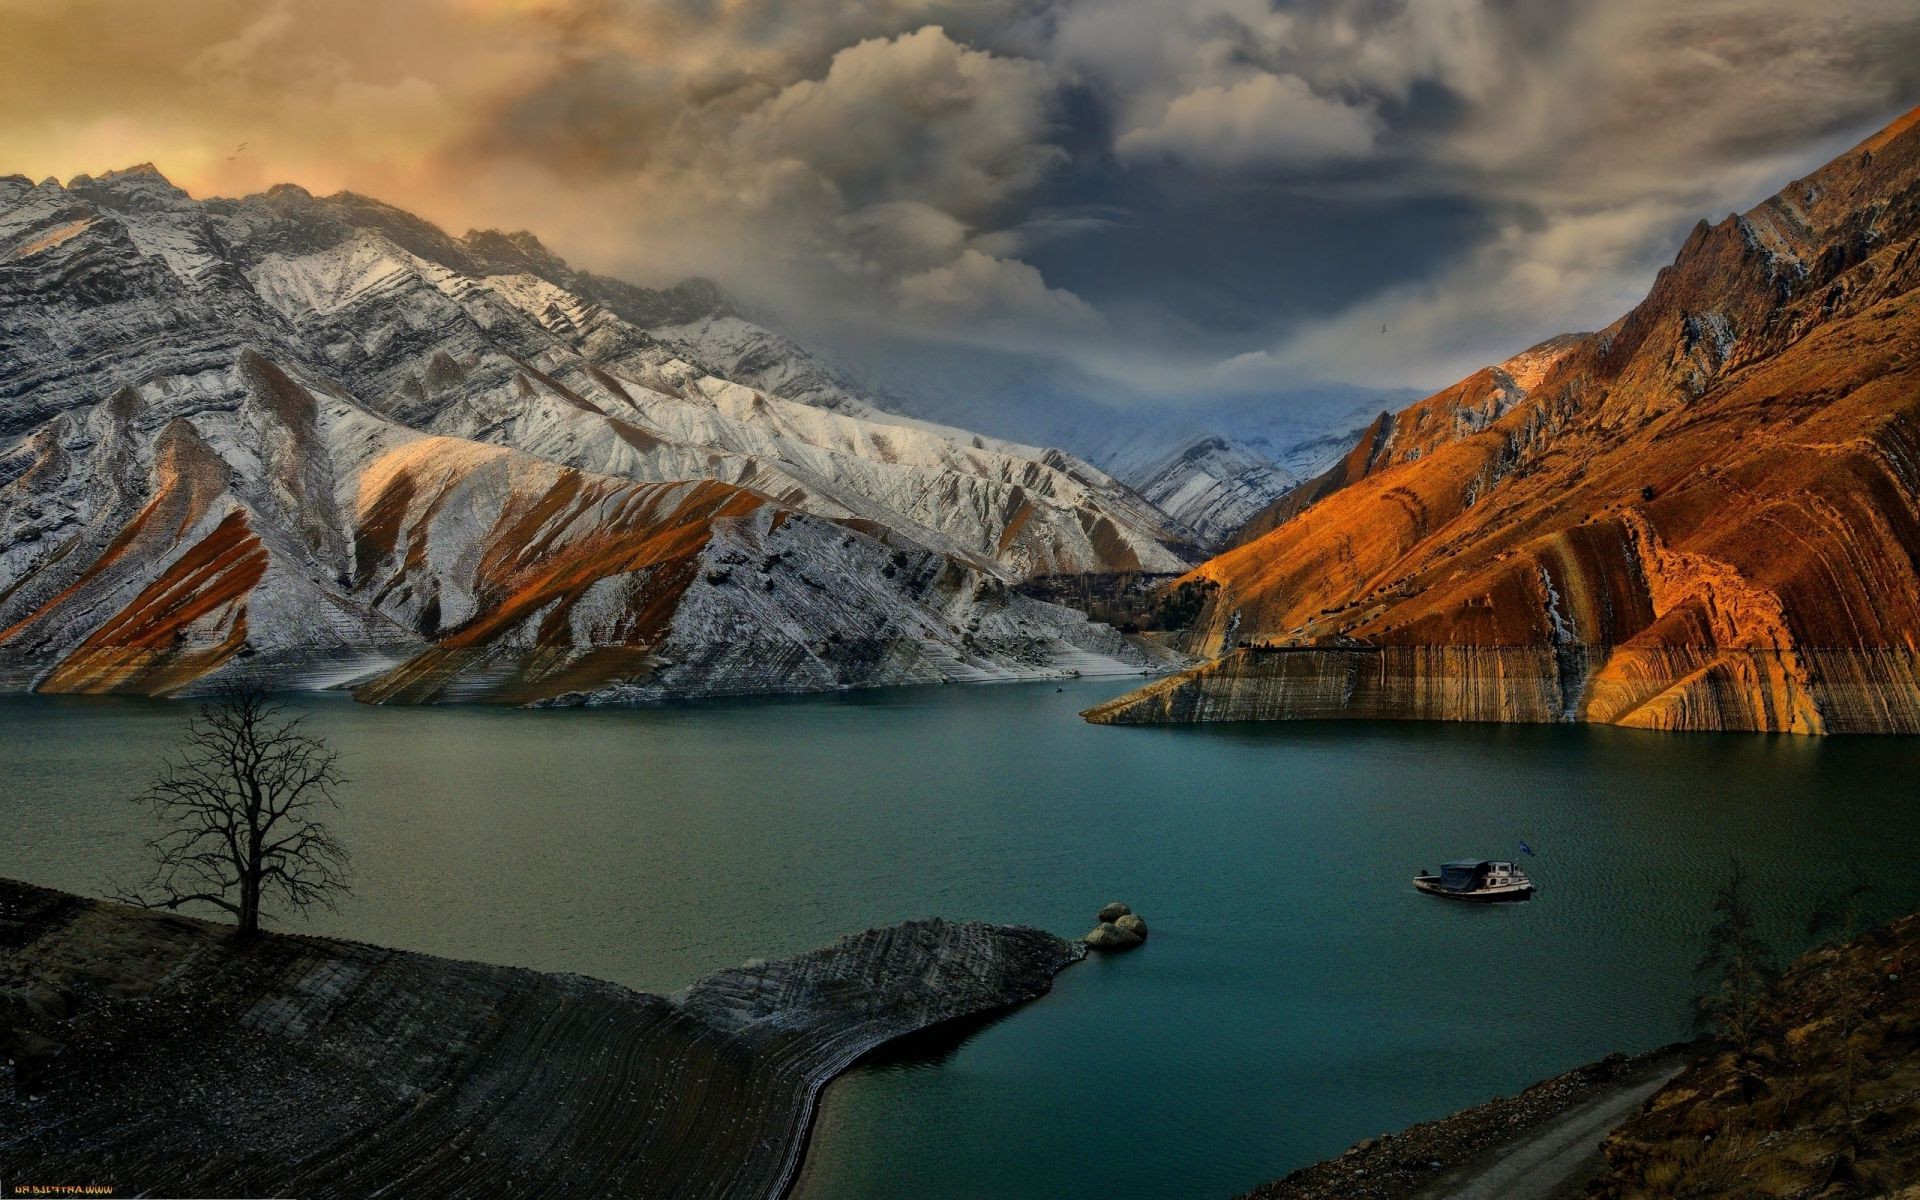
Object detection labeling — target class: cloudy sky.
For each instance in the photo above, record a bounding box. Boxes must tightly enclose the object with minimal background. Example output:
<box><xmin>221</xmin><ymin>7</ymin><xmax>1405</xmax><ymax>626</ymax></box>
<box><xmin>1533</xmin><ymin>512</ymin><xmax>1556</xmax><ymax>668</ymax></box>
<box><xmin>6</xmin><ymin>0</ymin><xmax>1920</xmax><ymax>408</ymax></box>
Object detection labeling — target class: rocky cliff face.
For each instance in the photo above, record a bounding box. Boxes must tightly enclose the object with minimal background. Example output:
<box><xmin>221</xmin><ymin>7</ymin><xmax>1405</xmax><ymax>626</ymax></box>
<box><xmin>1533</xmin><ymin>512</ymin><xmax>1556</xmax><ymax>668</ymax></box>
<box><xmin>1226</xmin><ymin>334</ymin><xmax>1587</xmax><ymax>549</ymax></box>
<box><xmin>0</xmin><ymin>167</ymin><xmax>1192</xmax><ymax>701</ymax></box>
<box><xmin>1090</xmin><ymin>105</ymin><xmax>1920</xmax><ymax>734</ymax></box>
<box><xmin>0</xmin><ymin>880</ymin><xmax>1081</xmax><ymax>1199</ymax></box>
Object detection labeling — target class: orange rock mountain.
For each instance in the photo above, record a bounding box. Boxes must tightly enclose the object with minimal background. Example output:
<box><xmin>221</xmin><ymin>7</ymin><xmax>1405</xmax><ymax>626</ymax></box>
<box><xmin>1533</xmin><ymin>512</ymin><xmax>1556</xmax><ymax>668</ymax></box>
<box><xmin>1088</xmin><ymin>105</ymin><xmax>1920</xmax><ymax>734</ymax></box>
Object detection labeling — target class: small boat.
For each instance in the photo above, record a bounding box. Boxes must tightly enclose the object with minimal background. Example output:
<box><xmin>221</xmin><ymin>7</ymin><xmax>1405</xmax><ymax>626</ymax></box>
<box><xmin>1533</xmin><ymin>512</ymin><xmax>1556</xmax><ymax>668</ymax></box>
<box><xmin>1414</xmin><ymin>859</ymin><xmax>1534</xmax><ymax>902</ymax></box>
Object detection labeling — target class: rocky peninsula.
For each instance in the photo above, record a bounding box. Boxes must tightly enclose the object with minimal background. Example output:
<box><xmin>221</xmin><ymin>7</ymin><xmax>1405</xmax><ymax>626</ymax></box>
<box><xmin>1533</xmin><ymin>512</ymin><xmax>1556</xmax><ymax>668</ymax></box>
<box><xmin>0</xmin><ymin>879</ymin><xmax>1082</xmax><ymax>1199</ymax></box>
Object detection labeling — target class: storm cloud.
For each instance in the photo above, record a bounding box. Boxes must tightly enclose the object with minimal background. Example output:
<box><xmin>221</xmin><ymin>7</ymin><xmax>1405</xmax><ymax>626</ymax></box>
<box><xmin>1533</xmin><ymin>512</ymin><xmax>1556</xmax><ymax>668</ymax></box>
<box><xmin>4</xmin><ymin>0</ymin><xmax>1918</xmax><ymax>400</ymax></box>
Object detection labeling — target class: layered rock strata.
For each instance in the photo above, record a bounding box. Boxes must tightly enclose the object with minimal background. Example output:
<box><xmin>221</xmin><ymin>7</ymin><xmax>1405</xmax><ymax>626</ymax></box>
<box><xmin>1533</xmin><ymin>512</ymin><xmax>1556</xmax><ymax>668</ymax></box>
<box><xmin>1092</xmin><ymin>106</ymin><xmax>1920</xmax><ymax>733</ymax></box>
<box><xmin>0</xmin><ymin>167</ymin><xmax>1191</xmax><ymax>701</ymax></box>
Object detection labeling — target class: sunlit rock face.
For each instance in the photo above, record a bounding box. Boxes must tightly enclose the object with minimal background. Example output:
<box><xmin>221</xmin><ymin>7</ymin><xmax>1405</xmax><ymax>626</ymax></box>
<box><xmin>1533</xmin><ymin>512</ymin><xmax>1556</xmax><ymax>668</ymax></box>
<box><xmin>0</xmin><ymin>169</ymin><xmax>1192</xmax><ymax>702</ymax></box>
<box><xmin>1092</xmin><ymin>106</ymin><xmax>1920</xmax><ymax>734</ymax></box>
<box><xmin>1226</xmin><ymin>334</ymin><xmax>1587</xmax><ymax>549</ymax></box>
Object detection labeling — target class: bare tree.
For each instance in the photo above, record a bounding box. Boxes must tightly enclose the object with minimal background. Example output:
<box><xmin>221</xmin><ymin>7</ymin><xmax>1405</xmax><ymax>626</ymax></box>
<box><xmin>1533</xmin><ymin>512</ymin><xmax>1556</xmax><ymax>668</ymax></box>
<box><xmin>114</xmin><ymin>687</ymin><xmax>349</xmax><ymax>937</ymax></box>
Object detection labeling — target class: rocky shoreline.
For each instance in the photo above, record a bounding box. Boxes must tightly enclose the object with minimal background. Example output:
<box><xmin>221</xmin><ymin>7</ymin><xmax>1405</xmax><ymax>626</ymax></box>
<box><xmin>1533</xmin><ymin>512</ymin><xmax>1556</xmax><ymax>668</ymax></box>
<box><xmin>1245</xmin><ymin>910</ymin><xmax>1920</xmax><ymax>1198</ymax></box>
<box><xmin>1081</xmin><ymin>645</ymin><xmax>1920</xmax><ymax>733</ymax></box>
<box><xmin>1590</xmin><ymin>912</ymin><xmax>1920</xmax><ymax>1196</ymax></box>
<box><xmin>1238</xmin><ymin>1047</ymin><xmax>1692</xmax><ymax>1200</ymax></box>
<box><xmin>0</xmin><ymin>880</ymin><xmax>1082</xmax><ymax>1199</ymax></box>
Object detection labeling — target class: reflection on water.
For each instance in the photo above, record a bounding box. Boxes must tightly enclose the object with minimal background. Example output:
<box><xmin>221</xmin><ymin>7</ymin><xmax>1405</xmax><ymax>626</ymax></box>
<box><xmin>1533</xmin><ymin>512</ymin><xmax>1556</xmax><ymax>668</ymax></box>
<box><xmin>1</xmin><ymin>684</ymin><xmax>1916</xmax><ymax>1199</ymax></box>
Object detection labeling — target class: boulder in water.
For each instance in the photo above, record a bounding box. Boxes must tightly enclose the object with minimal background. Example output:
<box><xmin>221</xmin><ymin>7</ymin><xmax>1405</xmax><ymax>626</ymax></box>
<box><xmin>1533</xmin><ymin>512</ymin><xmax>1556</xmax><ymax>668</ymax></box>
<box><xmin>1097</xmin><ymin>902</ymin><xmax>1132</xmax><ymax>923</ymax></box>
<box><xmin>1084</xmin><ymin>921</ymin><xmax>1144</xmax><ymax>950</ymax></box>
<box><xmin>1114</xmin><ymin>913</ymin><xmax>1148</xmax><ymax>940</ymax></box>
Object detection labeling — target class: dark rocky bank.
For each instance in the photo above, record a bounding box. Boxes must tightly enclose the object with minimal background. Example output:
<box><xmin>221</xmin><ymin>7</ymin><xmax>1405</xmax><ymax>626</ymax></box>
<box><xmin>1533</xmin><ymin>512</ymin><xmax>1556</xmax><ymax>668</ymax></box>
<box><xmin>1238</xmin><ymin>1047</ymin><xmax>1689</xmax><ymax>1200</ymax></box>
<box><xmin>0</xmin><ymin>879</ymin><xmax>1082</xmax><ymax>1199</ymax></box>
<box><xmin>1245</xmin><ymin>910</ymin><xmax>1920</xmax><ymax>1199</ymax></box>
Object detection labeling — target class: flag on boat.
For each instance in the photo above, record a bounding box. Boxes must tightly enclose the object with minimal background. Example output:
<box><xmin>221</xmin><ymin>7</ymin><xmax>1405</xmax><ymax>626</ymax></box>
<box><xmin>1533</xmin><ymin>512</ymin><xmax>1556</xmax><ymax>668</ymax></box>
<box><xmin>1519</xmin><ymin>840</ymin><xmax>1536</xmax><ymax>857</ymax></box>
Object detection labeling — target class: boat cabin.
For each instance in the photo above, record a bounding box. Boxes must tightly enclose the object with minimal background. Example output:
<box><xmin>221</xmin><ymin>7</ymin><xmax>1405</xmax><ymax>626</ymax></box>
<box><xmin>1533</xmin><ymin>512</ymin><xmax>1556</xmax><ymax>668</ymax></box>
<box><xmin>1413</xmin><ymin>858</ymin><xmax>1534</xmax><ymax>901</ymax></box>
<box><xmin>1447</xmin><ymin>860</ymin><xmax>1520</xmax><ymax>890</ymax></box>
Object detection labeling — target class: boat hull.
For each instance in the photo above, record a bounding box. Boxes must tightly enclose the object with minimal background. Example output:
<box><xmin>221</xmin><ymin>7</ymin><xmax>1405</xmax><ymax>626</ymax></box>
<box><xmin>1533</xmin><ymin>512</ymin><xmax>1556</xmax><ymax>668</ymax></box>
<box><xmin>1413</xmin><ymin>877</ymin><xmax>1534</xmax><ymax>903</ymax></box>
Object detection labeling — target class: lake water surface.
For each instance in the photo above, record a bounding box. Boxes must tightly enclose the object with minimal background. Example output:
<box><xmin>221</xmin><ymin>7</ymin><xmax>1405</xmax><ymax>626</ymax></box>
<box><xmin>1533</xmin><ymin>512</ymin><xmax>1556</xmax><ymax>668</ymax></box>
<box><xmin>2</xmin><ymin>681</ymin><xmax>1916</xmax><ymax>1198</ymax></box>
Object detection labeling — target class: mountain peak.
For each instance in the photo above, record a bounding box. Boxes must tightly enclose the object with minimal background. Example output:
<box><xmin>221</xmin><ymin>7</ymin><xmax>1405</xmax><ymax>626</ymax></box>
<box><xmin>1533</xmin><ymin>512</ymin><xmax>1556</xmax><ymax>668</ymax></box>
<box><xmin>461</xmin><ymin>227</ymin><xmax>571</xmax><ymax>281</ymax></box>
<box><xmin>1093</xmin><ymin>101</ymin><xmax>1920</xmax><ymax>733</ymax></box>
<box><xmin>667</xmin><ymin>277</ymin><xmax>728</xmax><ymax>311</ymax></box>
<box><xmin>467</xmin><ymin>228</ymin><xmax>552</xmax><ymax>255</ymax></box>
<box><xmin>71</xmin><ymin>163</ymin><xmax>182</xmax><ymax>192</ymax></box>
<box><xmin>66</xmin><ymin>163</ymin><xmax>192</xmax><ymax>211</ymax></box>
<box><xmin>1859</xmin><ymin>102</ymin><xmax>1920</xmax><ymax>156</ymax></box>
<box><xmin>0</xmin><ymin>166</ymin><xmax>1197</xmax><ymax>705</ymax></box>
<box><xmin>100</xmin><ymin>162</ymin><xmax>170</xmax><ymax>183</ymax></box>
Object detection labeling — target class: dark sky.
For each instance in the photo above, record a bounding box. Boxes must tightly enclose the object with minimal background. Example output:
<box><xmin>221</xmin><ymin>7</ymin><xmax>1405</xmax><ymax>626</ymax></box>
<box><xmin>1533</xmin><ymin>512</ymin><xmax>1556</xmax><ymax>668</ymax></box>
<box><xmin>7</xmin><ymin>0</ymin><xmax>1920</xmax><ymax>405</ymax></box>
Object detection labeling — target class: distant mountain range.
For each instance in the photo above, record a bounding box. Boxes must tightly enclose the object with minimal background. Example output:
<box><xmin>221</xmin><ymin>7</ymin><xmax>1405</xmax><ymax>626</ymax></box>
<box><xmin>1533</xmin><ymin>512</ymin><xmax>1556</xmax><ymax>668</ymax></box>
<box><xmin>0</xmin><ymin>166</ymin><xmax>1238</xmax><ymax>701</ymax></box>
<box><xmin>839</xmin><ymin>346</ymin><xmax>1397</xmax><ymax>545</ymax></box>
<box><xmin>1091</xmin><ymin>105</ymin><xmax>1920</xmax><ymax>734</ymax></box>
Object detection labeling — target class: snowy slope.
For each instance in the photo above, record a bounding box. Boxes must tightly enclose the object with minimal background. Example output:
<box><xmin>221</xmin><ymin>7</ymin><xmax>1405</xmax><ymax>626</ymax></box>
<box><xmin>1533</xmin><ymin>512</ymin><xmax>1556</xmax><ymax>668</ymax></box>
<box><xmin>0</xmin><ymin>166</ymin><xmax>1190</xmax><ymax>702</ymax></box>
<box><xmin>1128</xmin><ymin>435</ymin><xmax>1298</xmax><ymax>547</ymax></box>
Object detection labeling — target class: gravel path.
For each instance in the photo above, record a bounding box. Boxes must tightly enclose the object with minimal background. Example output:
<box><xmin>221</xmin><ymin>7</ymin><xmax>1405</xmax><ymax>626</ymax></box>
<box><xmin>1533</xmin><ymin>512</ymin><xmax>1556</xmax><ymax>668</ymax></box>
<box><xmin>1240</xmin><ymin>1047</ymin><xmax>1694</xmax><ymax>1200</ymax></box>
<box><xmin>1416</xmin><ymin>1062</ymin><xmax>1684</xmax><ymax>1200</ymax></box>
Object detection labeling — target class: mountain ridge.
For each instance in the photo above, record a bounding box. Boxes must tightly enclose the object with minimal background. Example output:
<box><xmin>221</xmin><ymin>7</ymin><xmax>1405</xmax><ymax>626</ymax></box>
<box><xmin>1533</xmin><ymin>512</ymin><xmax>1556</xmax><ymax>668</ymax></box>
<box><xmin>0</xmin><ymin>164</ymin><xmax>1194</xmax><ymax>702</ymax></box>
<box><xmin>1089</xmin><ymin>103</ymin><xmax>1920</xmax><ymax>734</ymax></box>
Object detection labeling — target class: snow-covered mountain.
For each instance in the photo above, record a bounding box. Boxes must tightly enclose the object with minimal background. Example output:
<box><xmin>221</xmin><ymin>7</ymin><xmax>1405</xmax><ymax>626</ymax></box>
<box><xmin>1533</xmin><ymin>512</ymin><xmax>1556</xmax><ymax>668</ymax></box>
<box><xmin>816</xmin><ymin>341</ymin><xmax>1411</xmax><ymax>545</ymax></box>
<box><xmin>1113</xmin><ymin>434</ymin><xmax>1296</xmax><ymax>547</ymax></box>
<box><xmin>0</xmin><ymin>166</ymin><xmax>1192</xmax><ymax>703</ymax></box>
<box><xmin>1042</xmin><ymin>411</ymin><xmax>1403</xmax><ymax>549</ymax></box>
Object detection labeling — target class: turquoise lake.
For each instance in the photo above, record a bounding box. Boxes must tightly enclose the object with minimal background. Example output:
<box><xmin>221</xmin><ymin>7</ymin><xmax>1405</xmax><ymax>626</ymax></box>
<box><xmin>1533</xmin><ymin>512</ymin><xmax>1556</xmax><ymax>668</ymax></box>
<box><xmin>2</xmin><ymin>680</ymin><xmax>1917</xmax><ymax>1198</ymax></box>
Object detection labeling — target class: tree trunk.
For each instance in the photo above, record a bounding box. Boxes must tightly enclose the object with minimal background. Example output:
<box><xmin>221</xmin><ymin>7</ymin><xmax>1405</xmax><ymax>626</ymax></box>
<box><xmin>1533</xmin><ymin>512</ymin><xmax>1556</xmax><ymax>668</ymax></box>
<box><xmin>239</xmin><ymin>872</ymin><xmax>261</xmax><ymax>937</ymax></box>
<box><xmin>240</xmin><ymin>819</ymin><xmax>263</xmax><ymax>936</ymax></box>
